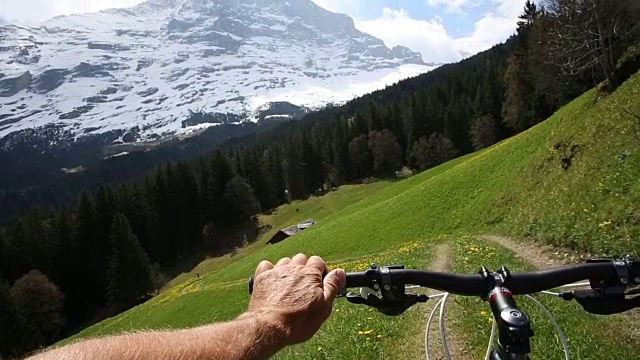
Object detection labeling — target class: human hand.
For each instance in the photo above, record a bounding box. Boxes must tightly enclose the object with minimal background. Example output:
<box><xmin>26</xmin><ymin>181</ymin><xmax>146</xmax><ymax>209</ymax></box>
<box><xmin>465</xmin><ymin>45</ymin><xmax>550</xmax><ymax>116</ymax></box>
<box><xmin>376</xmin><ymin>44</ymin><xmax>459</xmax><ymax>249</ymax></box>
<box><xmin>246</xmin><ymin>254</ymin><xmax>346</xmax><ymax>345</ymax></box>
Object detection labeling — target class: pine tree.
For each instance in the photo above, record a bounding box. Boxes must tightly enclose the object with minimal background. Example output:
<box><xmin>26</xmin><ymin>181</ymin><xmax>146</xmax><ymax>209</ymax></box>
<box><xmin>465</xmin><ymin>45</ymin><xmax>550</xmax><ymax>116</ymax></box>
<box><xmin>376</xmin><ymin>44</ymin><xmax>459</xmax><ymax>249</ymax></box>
<box><xmin>517</xmin><ymin>0</ymin><xmax>540</xmax><ymax>39</ymax></box>
<box><xmin>352</xmin><ymin>110</ymin><xmax>369</xmax><ymax>137</ymax></box>
<box><xmin>411</xmin><ymin>133</ymin><xmax>459</xmax><ymax>171</ymax></box>
<box><xmin>348</xmin><ymin>134</ymin><xmax>372</xmax><ymax>180</ymax></box>
<box><xmin>366</xmin><ymin>101</ymin><xmax>383</xmax><ymax>132</ymax></box>
<box><xmin>49</xmin><ymin>206</ymin><xmax>81</xmax><ymax>321</ymax></box>
<box><xmin>330</xmin><ymin>116</ymin><xmax>351</xmax><ymax>184</ymax></box>
<box><xmin>502</xmin><ymin>2</ymin><xmax>540</xmax><ymax>133</ymax></box>
<box><xmin>387</xmin><ymin>102</ymin><xmax>406</xmax><ymax>159</ymax></box>
<box><xmin>0</xmin><ymin>233</ymin><xmax>6</xmax><ymax>277</ymax></box>
<box><xmin>91</xmin><ymin>186</ymin><xmax>116</xmax><ymax>304</ymax></box>
<box><xmin>258</xmin><ymin>149</ymin><xmax>280</xmax><ymax>210</ymax></box>
<box><xmin>4</xmin><ymin>217</ymin><xmax>32</xmax><ymax>281</ymax></box>
<box><xmin>74</xmin><ymin>190</ymin><xmax>104</xmax><ymax>313</ymax></box>
<box><xmin>368</xmin><ymin>130</ymin><xmax>402</xmax><ymax>178</ymax></box>
<box><xmin>176</xmin><ymin>161</ymin><xmax>201</xmax><ymax>249</ymax></box>
<box><xmin>222</xmin><ymin>176</ymin><xmax>261</xmax><ymax>222</ymax></box>
<box><xmin>470</xmin><ymin>115</ymin><xmax>499</xmax><ymax>151</ymax></box>
<box><xmin>106</xmin><ymin>213</ymin><xmax>154</xmax><ymax>305</ymax></box>
<box><xmin>152</xmin><ymin>165</ymin><xmax>173</xmax><ymax>265</ymax></box>
<box><xmin>198</xmin><ymin>157</ymin><xmax>215</xmax><ymax>222</ymax></box>
<box><xmin>285</xmin><ymin>133</ymin><xmax>307</xmax><ymax>199</ymax></box>
<box><xmin>267</xmin><ymin>147</ymin><xmax>288</xmax><ymax>205</ymax></box>
<box><xmin>210</xmin><ymin>151</ymin><xmax>234</xmax><ymax>223</ymax></box>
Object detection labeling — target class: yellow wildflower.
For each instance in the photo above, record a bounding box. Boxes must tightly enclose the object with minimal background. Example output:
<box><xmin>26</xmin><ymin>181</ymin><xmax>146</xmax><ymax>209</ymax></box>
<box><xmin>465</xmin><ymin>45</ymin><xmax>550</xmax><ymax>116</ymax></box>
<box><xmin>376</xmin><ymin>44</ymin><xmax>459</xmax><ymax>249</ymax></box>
<box><xmin>377</xmin><ymin>335</ymin><xmax>383</xmax><ymax>338</ymax></box>
<box><xmin>599</xmin><ymin>220</ymin><xmax>612</xmax><ymax>227</ymax></box>
<box><xmin>363</xmin><ymin>330</ymin><xmax>374</xmax><ymax>335</ymax></box>
<box><xmin>480</xmin><ymin>311</ymin><xmax>487</xmax><ymax>316</ymax></box>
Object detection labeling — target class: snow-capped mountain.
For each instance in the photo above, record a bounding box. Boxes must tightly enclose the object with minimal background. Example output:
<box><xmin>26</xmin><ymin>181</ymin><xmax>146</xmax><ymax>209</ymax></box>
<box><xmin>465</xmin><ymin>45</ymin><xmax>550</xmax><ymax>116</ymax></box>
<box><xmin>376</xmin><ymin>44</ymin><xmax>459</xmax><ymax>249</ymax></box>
<box><xmin>0</xmin><ymin>0</ymin><xmax>436</xmax><ymax>143</ymax></box>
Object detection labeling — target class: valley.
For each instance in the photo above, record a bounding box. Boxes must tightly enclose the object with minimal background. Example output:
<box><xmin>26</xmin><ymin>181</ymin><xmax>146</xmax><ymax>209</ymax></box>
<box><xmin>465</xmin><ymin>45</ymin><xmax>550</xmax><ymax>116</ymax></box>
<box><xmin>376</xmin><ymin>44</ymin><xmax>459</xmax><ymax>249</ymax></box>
<box><xmin>58</xmin><ymin>70</ymin><xmax>640</xmax><ymax>359</ymax></box>
<box><xmin>1</xmin><ymin>1</ymin><xmax>639</xmax><ymax>358</ymax></box>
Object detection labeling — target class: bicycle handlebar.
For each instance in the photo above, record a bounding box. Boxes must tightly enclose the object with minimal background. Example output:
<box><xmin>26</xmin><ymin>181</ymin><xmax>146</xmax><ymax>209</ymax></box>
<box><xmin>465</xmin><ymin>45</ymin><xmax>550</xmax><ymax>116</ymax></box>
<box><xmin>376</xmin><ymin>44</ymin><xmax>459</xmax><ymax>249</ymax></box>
<box><xmin>338</xmin><ymin>257</ymin><xmax>639</xmax><ymax>359</ymax></box>
<box><xmin>345</xmin><ymin>261</ymin><xmax>639</xmax><ymax>296</ymax></box>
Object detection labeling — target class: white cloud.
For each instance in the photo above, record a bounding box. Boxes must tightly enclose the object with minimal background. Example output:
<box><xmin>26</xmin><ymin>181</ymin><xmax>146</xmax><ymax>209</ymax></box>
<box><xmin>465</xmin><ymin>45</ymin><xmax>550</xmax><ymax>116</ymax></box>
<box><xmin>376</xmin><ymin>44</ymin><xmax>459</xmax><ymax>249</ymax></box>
<box><xmin>0</xmin><ymin>0</ymin><xmax>145</xmax><ymax>23</ymax></box>
<box><xmin>354</xmin><ymin>1</ymin><xmax>527</xmax><ymax>63</ymax></box>
<box><xmin>355</xmin><ymin>8</ymin><xmax>461</xmax><ymax>64</ymax></box>
<box><xmin>454</xmin><ymin>0</ymin><xmax>525</xmax><ymax>54</ymax></box>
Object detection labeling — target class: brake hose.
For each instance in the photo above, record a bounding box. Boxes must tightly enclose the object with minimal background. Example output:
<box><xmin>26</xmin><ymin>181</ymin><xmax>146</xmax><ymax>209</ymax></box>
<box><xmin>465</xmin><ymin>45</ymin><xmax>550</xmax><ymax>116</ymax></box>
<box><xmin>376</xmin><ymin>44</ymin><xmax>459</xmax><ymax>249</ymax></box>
<box><xmin>425</xmin><ymin>293</ymin><xmax>448</xmax><ymax>360</ymax></box>
<box><xmin>485</xmin><ymin>316</ymin><xmax>497</xmax><ymax>360</ymax></box>
<box><xmin>525</xmin><ymin>294</ymin><xmax>570</xmax><ymax>360</ymax></box>
<box><xmin>424</xmin><ymin>293</ymin><xmax>571</xmax><ymax>360</ymax></box>
<box><xmin>439</xmin><ymin>293</ymin><xmax>452</xmax><ymax>359</ymax></box>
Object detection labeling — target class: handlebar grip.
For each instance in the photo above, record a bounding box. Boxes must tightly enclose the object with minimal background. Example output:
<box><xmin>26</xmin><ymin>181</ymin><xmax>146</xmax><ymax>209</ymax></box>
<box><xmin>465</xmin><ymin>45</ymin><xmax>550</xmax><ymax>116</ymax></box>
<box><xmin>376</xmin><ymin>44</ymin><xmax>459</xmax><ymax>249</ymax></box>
<box><xmin>248</xmin><ymin>275</ymin><xmax>254</xmax><ymax>295</ymax></box>
<box><xmin>345</xmin><ymin>271</ymin><xmax>368</xmax><ymax>288</ymax></box>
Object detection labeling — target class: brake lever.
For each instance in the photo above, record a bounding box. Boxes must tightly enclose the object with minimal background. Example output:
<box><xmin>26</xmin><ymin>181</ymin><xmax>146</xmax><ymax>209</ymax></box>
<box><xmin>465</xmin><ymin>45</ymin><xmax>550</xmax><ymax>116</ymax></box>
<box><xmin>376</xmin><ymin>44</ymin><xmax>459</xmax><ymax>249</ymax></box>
<box><xmin>560</xmin><ymin>289</ymin><xmax>640</xmax><ymax>315</ymax></box>
<box><xmin>345</xmin><ymin>288</ymin><xmax>428</xmax><ymax>316</ymax></box>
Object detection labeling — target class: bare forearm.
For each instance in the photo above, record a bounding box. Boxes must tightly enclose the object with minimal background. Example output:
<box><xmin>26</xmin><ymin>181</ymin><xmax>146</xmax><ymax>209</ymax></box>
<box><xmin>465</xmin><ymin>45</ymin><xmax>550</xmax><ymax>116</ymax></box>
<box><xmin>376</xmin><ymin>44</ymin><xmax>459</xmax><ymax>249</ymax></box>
<box><xmin>30</xmin><ymin>313</ymin><xmax>286</xmax><ymax>360</ymax></box>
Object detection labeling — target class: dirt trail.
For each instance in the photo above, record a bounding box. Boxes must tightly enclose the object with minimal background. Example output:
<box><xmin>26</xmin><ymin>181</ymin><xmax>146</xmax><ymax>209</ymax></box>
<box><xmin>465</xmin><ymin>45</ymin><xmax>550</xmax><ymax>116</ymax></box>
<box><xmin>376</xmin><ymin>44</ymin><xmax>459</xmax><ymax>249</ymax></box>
<box><xmin>393</xmin><ymin>243</ymin><xmax>471</xmax><ymax>360</ymax></box>
<box><xmin>480</xmin><ymin>235</ymin><xmax>564</xmax><ymax>268</ymax></box>
<box><xmin>430</xmin><ymin>243</ymin><xmax>453</xmax><ymax>273</ymax></box>
<box><xmin>481</xmin><ymin>234</ymin><xmax>640</xmax><ymax>339</ymax></box>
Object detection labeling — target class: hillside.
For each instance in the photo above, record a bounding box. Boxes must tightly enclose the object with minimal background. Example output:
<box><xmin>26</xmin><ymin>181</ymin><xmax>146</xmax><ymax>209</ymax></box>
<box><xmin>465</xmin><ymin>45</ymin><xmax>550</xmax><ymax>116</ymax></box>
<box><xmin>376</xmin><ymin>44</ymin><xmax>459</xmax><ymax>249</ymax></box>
<box><xmin>59</xmin><ymin>72</ymin><xmax>640</xmax><ymax>358</ymax></box>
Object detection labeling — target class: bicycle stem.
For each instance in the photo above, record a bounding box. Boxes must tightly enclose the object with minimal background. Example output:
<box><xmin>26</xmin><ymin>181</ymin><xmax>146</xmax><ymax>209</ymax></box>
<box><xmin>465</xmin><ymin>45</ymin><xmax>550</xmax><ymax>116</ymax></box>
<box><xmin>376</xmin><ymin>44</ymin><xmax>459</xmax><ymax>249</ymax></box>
<box><xmin>480</xmin><ymin>266</ymin><xmax>534</xmax><ymax>359</ymax></box>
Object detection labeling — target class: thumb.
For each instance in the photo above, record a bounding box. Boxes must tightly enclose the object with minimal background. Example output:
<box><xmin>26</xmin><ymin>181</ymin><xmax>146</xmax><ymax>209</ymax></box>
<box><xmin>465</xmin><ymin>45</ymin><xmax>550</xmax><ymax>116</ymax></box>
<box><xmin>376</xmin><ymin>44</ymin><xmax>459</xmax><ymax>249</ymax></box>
<box><xmin>323</xmin><ymin>268</ymin><xmax>346</xmax><ymax>302</ymax></box>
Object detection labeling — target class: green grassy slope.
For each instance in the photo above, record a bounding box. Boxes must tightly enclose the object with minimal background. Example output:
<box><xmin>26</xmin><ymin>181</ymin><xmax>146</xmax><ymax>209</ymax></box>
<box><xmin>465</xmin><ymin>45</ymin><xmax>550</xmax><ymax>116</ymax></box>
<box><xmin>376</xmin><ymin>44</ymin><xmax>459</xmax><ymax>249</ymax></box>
<box><xmin>164</xmin><ymin>180</ymin><xmax>398</xmax><ymax>289</ymax></box>
<box><xmin>62</xmin><ymin>72</ymin><xmax>640</xmax><ymax>358</ymax></box>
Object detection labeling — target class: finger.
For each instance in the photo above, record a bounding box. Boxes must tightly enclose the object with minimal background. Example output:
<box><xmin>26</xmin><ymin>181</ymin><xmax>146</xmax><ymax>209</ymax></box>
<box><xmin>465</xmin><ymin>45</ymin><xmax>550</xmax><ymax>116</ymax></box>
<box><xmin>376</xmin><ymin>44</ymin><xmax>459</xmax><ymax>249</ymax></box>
<box><xmin>290</xmin><ymin>253</ymin><xmax>308</xmax><ymax>266</ymax></box>
<box><xmin>323</xmin><ymin>268</ymin><xmax>346</xmax><ymax>302</ymax></box>
<box><xmin>306</xmin><ymin>255</ymin><xmax>328</xmax><ymax>274</ymax></box>
<box><xmin>255</xmin><ymin>260</ymin><xmax>274</xmax><ymax>277</ymax></box>
<box><xmin>275</xmin><ymin>257</ymin><xmax>291</xmax><ymax>267</ymax></box>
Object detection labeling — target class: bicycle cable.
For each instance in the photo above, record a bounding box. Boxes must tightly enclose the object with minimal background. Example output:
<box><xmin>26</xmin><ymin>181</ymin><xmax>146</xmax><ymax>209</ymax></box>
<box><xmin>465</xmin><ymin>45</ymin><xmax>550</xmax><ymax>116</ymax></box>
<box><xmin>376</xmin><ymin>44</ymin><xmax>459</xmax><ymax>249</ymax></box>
<box><xmin>423</xmin><ymin>287</ymin><xmax>580</xmax><ymax>360</ymax></box>
<box><xmin>485</xmin><ymin>316</ymin><xmax>497</xmax><ymax>360</ymax></box>
<box><xmin>525</xmin><ymin>294</ymin><xmax>570</xmax><ymax>360</ymax></box>
<box><xmin>439</xmin><ymin>293</ymin><xmax>452</xmax><ymax>359</ymax></box>
<box><xmin>425</xmin><ymin>293</ymin><xmax>448</xmax><ymax>360</ymax></box>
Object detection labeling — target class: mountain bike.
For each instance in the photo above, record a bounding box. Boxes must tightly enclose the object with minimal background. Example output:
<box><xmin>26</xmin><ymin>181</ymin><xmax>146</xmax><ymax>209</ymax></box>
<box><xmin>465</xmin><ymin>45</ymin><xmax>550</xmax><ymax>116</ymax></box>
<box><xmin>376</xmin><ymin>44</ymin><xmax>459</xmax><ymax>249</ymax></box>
<box><xmin>339</xmin><ymin>256</ymin><xmax>640</xmax><ymax>360</ymax></box>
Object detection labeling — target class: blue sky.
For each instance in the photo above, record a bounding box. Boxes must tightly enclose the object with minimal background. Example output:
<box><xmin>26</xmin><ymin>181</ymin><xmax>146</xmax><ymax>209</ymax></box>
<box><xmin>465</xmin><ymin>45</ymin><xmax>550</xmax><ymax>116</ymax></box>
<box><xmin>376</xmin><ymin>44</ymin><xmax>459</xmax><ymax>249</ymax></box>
<box><xmin>0</xmin><ymin>0</ymin><xmax>528</xmax><ymax>63</ymax></box>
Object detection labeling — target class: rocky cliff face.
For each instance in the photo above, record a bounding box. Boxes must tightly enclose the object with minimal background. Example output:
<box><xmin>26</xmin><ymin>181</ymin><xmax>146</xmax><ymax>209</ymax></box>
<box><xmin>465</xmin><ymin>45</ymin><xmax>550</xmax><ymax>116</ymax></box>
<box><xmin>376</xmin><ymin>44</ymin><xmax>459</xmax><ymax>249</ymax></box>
<box><xmin>0</xmin><ymin>0</ymin><xmax>435</xmax><ymax>143</ymax></box>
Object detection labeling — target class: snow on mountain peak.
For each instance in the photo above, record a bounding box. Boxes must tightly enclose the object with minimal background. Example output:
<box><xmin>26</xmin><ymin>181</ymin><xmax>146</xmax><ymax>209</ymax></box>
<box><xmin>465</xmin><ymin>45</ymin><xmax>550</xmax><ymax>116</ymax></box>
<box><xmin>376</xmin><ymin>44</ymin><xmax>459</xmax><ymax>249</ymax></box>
<box><xmin>0</xmin><ymin>0</ymin><xmax>435</xmax><ymax>142</ymax></box>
